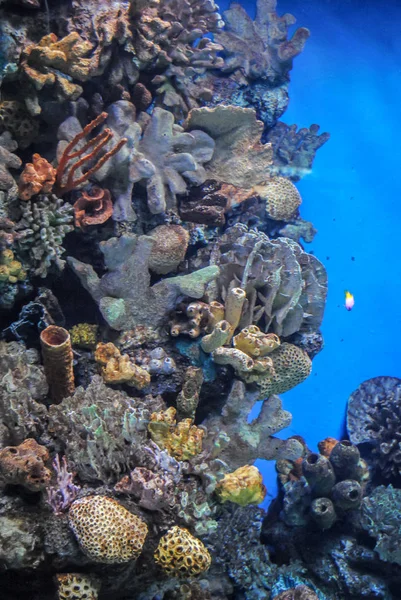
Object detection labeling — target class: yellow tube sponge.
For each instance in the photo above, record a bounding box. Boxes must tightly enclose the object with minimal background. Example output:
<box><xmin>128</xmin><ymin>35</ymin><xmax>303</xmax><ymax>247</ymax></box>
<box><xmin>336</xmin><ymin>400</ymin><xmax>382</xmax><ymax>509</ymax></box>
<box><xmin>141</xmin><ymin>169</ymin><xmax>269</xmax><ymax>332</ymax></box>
<box><xmin>216</xmin><ymin>465</ymin><xmax>267</xmax><ymax>506</ymax></box>
<box><xmin>148</xmin><ymin>407</ymin><xmax>204</xmax><ymax>461</ymax></box>
<box><xmin>224</xmin><ymin>287</ymin><xmax>246</xmax><ymax>332</ymax></box>
<box><xmin>212</xmin><ymin>347</ymin><xmax>254</xmax><ymax>373</ymax></box>
<box><xmin>154</xmin><ymin>526</ymin><xmax>211</xmax><ymax>577</ymax></box>
<box><xmin>201</xmin><ymin>319</ymin><xmax>232</xmax><ymax>353</ymax></box>
<box><xmin>233</xmin><ymin>326</ymin><xmax>280</xmax><ymax>357</ymax></box>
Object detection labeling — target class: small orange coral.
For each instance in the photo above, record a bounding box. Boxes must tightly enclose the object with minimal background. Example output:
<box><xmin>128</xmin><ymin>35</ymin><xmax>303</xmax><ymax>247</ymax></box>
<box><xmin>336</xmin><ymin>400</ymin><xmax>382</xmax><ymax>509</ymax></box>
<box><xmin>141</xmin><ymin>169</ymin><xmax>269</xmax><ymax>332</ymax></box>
<box><xmin>73</xmin><ymin>187</ymin><xmax>113</xmax><ymax>228</ymax></box>
<box><xmin>318</xmin><ymin>437</ymin><xmax>339</xmax><ymax>458</ymax></box>
<box><xmin>18</xmin><ymin>153</ymin><xmax>56</xmax><ymax>200</ymax></box>
<box><xmin>0</xmin><ymin>438</ymin><xmax>51</xmax><ymax>491</ymax></box>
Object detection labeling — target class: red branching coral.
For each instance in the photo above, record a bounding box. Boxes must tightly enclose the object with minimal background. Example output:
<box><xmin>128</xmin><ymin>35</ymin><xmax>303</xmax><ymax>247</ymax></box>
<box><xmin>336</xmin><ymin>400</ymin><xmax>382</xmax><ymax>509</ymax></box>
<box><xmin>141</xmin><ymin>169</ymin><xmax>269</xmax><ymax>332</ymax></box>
<box><xmin>73</xmin><ymin>187</ymin><xmax>113</xmax><ymax>228</ymax></box>
<box><xmin>55</xmin><ymin>112</ymin><xmax>127</xmax><ymax>195</ymax></box>
<box><xmin>18</xmin><ymin>153</ymin><xmax>56</xmax><ymax>201</ymax></box>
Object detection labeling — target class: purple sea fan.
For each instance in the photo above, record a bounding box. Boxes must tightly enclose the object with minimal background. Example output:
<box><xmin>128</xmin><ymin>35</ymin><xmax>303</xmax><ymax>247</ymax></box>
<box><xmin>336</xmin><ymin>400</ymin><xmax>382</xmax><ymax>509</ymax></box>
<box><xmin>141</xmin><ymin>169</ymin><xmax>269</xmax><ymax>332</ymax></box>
<box><xmin>46</xmin><ymin>454</ymin><xmax>81</xmax><ymax>515</ymax></box>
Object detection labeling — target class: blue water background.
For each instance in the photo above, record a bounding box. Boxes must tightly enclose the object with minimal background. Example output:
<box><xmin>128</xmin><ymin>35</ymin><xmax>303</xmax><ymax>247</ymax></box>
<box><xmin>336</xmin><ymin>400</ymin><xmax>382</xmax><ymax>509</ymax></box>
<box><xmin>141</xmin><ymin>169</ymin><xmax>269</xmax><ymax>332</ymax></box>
<box><xmin>218</xmin><ymin>0</ymin><xmax>401</xmax><ymax>505</ymax></box>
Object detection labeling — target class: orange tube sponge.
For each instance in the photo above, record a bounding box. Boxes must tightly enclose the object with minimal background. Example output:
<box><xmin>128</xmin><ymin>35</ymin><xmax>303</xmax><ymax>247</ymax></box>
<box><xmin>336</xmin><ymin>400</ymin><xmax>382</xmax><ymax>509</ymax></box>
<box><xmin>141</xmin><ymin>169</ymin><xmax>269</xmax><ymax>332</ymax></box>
<box><xmin>154</xmin><ymin>526</ymin><xmax>211</xmax><ymax>577</ymax></box>
<box><xmin>40</xmin><ymin>325</ymin><xmax>75</xmax><ymax>403</ymax></box>
<box><xmin>73</xmin><ymin>187</ymin><xmax>113</xmax><ymax>228</ymax></box>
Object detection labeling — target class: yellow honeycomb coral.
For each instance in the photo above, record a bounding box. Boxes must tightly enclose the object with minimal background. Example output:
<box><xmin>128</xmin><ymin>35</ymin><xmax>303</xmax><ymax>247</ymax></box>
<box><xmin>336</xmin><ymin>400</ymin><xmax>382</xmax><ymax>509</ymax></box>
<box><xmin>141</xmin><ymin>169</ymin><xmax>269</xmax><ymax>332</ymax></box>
<box><xmin>0</xmin><ymin>250</ymin><xmax>27</xmax><ymax>284</ymax></box>
<box><xmin>56</xmin><ymin>573</ymin><xmax>101</xmax><ymax>600</ymax></box>
<box><xmin>154</xmin><ymin>526</ymin><xmax>211</xmax><ymax>577</ymax></box>
<box><xmin>68</xmin><ymin>496</ymin><xmax>148</xmax><ymax>563</ymax></box>
<box><xmin>254</xmin><ymin>177</ymin><xmax>302</xmax><ymax>221</ymax></box>
<box><xmin>242</xmin><ymin>342</ymin><xmax>312</xmax><ymax>397</ymax></box>
<box><xmin>70</xmin><ymin>323</ymin><xmax>98</xmax><ymax>350</ymax></box>
<box><xmin>148</xmin><ymin>407</ymin><xmax>204</xmax><ymax>461</ymax></box>
<box><xmin>216</xmin><ymin>465</ymin><xmax>266</xmax><ymax>506</ymax></box>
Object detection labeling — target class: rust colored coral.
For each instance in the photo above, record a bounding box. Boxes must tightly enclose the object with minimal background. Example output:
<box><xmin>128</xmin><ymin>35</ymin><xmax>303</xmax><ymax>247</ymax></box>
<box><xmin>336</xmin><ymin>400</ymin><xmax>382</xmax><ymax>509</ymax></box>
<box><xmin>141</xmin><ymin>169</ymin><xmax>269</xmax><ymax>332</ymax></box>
<box><xmin>73</xmin><ymin>186</ymin><xmax>113</xmax><ymax>228</ymax></box>
<box><xmin>18</xmin><ymin>153</ymin><xmax>56</xmax><ymax>201</ymax></box>
<box><xmin>55</xmin><ymin>112</ymin><xmax>127</xmax><ymax>195</ymax></box>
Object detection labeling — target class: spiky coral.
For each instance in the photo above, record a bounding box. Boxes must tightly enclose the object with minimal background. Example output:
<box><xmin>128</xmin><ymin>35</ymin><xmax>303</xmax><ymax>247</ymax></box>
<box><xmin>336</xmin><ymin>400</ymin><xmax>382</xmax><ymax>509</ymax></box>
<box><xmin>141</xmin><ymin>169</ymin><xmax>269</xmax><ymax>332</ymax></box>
<box><xmin>15</xmin><ymin>194</ymin><xmax>73</xmax><ymax>277</ymax></box>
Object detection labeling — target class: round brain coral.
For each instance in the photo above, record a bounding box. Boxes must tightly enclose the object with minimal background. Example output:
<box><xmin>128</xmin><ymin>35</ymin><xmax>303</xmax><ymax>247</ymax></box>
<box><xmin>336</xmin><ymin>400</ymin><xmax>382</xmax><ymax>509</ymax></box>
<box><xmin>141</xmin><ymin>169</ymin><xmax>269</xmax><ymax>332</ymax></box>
<box><xmin>68</xmin><ymin>496</ymin><xmax>148</xmax><ymax>563</ymax></box>
<box><xmin>255</xmin><ymin>176</ymin><xmax>302</xmax><ymax>221</ymax></box>
<box><xmin>148</xmin><ymin>224</ymin><xmax>190</xmax><ymax>274</ymax></box>
<box><xmin>56</xmin><ymin>573</ymin><xmax>101</xmax><ymax>600</ymax></box>
<box><xmin>154</xmin><ymin>526</ymin><xmax>211</xmax><ymax>577</ymax></box>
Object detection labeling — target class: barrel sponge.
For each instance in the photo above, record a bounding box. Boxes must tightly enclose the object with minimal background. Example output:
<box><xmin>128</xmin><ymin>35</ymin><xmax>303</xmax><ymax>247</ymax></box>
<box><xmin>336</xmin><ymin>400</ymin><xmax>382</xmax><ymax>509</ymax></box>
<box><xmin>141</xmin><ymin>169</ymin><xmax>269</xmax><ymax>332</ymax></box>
<box><xmin>68</xmin><ymin>496</ymin><xmax>148</xmax><ymax>563</ymax></box>
<box><xmin>243</xmin><ymin>342</ymin><xmax>312</xmax><ymax>397</ymax></box>
<box><xmin>255</xmin><ymin>176</ymin><xmax>301</xmax><ymax>221</ymax></box>
<box><xmin>154</xmin><ymin>526</ymin><xmax>211</xmax><ymax>577</ymax></box>
<box><xmin>148</xmin><ymin>224</ymin><xmax>190</xmax><ymax>275</ymax></box>
<box><xmin>56</xmin><ymin>573</ymin><xmax>101</xmax><ymax>600</ymax></box>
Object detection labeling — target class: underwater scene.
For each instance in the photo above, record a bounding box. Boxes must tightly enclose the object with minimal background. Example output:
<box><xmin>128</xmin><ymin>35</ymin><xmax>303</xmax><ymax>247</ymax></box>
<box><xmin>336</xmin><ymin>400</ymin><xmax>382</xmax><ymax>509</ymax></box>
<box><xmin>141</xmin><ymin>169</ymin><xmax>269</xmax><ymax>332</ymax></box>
<box><xmin>0</xmin><ymin>0</ymin><xmax>400</xmax><ymax>598</ymax></box>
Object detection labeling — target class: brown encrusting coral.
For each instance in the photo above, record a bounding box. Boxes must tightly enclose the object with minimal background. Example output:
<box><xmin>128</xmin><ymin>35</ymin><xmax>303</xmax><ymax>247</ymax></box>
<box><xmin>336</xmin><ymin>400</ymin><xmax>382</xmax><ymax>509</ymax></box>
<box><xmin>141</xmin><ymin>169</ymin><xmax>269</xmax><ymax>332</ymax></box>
<box><xmin>0</xmin><ymin>438</ymin><xmax>51</xmax><ymax>491</ymax></box>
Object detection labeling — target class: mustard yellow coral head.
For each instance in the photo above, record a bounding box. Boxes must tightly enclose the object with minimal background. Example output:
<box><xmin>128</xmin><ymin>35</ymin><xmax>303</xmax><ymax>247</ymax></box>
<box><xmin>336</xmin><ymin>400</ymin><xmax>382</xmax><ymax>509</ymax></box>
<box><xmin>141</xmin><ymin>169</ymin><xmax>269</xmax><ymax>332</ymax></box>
<box><xmin>216</xmin><ymin>465</ymin><xmax>266</xmax><ymax>506</ymax></box>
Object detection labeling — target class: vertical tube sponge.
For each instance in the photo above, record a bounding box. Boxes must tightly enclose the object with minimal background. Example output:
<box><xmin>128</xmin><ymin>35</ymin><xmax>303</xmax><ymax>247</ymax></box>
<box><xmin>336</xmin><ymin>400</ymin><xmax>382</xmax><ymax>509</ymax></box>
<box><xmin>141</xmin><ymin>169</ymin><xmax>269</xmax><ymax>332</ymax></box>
<box><xmin>40</xmin><ymin>325</ymin><xmax>75</xmax><ymax>403</ymax></box>
<box><xmin>225</xmin><ymin>287</ymin><xmax>246</xmax><ymax>341</ymax></box>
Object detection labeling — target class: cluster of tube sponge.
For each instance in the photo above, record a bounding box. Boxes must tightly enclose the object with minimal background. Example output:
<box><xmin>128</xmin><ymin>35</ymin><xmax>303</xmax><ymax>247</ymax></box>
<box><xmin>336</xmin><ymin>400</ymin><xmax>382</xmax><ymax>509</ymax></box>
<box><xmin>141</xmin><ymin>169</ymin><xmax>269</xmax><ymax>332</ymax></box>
<box><xmin>279</xmin><ymin>439</ymin><xmax>369</xmax><ymax>529</ymax></box>
<box><xmin>171</xmin><ymin>287</ymin><xmax>312</xmax><ymax>397</ymax></box>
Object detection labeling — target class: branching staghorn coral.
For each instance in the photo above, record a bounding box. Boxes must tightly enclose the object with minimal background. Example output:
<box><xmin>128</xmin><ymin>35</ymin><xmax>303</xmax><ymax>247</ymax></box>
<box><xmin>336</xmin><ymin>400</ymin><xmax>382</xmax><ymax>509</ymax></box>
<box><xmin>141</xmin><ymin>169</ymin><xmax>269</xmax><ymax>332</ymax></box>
<box><xmin>202</xmin><ymin>379</ymin><xmax>304</xmax><ymax>469</ymax></box>
<box><xmin>131</xmin><ymin>0</ymin><xmax>224</xmax><ymax>118</ymax></box>
<box><xmin>68</xmin><ymin>233</ymin><xmax>219</xmax><ymax>331</ymax></box>
<box><xmin>15</xmin><ymin>193</ymin><xmax>74</xmax><ymax>277</ymax></box>
<box><xmin>209</xmin><ymin>224</ymin><xmax>327</xmax><ymax>338</ymax></box>
<box><xmin>215</xmin><ymin>0</ymin><xmax>310</xmax><ymax>85</ymax></box>
<box><xmin>265</xmin><ymin>121</ymin><xmax>330</xmax><ymax>181</ymax></box>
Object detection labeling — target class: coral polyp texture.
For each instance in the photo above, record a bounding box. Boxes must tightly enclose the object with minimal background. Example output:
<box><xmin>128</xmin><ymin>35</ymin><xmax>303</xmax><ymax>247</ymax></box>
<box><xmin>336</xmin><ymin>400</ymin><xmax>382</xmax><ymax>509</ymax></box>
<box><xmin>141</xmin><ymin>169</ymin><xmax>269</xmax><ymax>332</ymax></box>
<box><xmin>0</xmin><ymin>0</ymin><xmax>347</xmax><ymax>597</ymax></box>
<box><xmin>68</xmin><ymin>495</ymin><xmax>148</xmax><ymax>563</ymax></box>
<box><xmin>154</xmin><ymin>526</ymin><xmax>211</xmax><ymax>577</ymax></box>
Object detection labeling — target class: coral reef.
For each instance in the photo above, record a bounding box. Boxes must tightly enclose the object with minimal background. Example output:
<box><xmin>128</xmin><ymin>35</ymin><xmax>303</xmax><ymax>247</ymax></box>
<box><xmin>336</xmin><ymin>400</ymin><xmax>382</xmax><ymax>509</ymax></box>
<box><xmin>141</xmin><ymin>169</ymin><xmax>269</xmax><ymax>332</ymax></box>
<box><xmin>0</xmin><ymin>0</ymin><xmax>335</xmax><ymax>597</ymax></box>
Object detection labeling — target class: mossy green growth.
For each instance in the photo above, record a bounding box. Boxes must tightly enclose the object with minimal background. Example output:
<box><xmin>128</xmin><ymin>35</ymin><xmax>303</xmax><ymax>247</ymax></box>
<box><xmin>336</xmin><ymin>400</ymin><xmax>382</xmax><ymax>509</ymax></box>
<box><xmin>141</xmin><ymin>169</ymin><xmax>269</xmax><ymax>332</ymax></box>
<box><xmin>0</xmin><ymin>249</ymin><xmax>27</xmax><ymax>284</ymax></box>
<box><xmin>70</xmin><ymin>323</ymin><xmax>98</xmax><ymax>349</ymax></box>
